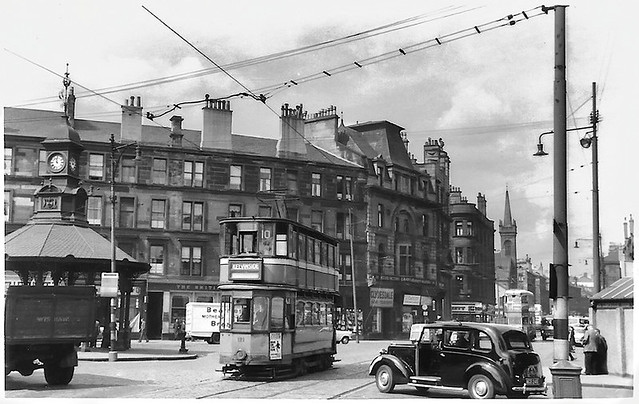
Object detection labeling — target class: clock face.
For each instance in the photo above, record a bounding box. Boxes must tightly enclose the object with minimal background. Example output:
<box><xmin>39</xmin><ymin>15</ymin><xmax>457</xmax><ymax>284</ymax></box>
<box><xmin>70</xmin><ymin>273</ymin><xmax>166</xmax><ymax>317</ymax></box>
<box><xmin>48</xmin><ymin>153</ymin><xmax>66</xmax><ymax>173</ymax></box>
<box><xmin>68</xmin><ymin>156</ymin><xmax>77</xmax><ymax>172</ymax></box>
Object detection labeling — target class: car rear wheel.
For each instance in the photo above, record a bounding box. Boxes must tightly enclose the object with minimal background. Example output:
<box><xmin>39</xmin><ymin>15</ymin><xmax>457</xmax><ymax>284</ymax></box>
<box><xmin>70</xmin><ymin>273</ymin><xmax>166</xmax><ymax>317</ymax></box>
<box><xmin>340</xmin><ymin>336</ymin><xmax>350</xmax><ymax>344</ymax></box>
<box><xmin>44</xmin><ymin>365</ymin><xmax>74</xmax><ymax>386</ymax></box>
<box><xmin>375</xmin><ymin>364</ymin><xmax>395</xmax><ymax>393</ymax></box>
<box><xmin>468</xmin><ymin>374</ymin><xmax>495</xmax><ymax>399</ymax></box>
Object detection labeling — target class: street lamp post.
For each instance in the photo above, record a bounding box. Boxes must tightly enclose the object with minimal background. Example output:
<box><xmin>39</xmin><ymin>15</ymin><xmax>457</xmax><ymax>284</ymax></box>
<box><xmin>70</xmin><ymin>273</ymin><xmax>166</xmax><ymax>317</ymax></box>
<box><xmin>108</xmin><ymin>133</ymin><xmax>140</xmax><ymax>362</ymax></box>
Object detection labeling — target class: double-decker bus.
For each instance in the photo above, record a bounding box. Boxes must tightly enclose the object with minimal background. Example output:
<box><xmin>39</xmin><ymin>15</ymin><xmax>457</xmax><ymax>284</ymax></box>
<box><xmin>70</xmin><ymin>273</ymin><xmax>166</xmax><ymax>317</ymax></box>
<box><xmin>496</xmin><ymin>289</ymin><xmax>536</xmax><ymax>340</ymax></box>
<box><xmin>217</xmin><ymin>216</ymin><xmax>339</xmax><ymax>379</ymax></box>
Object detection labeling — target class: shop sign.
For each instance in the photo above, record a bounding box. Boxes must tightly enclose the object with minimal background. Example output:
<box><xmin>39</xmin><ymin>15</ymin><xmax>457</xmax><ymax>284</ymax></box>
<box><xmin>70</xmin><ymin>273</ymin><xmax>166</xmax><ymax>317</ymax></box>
<box><xmin>269</xmin><ymin>332</ymin><xmax>282</xmax><ymax>360</ymax></box>
<box><xmin>421</xmin><ymin>296</ymin><xmax>433</xmax><ymax>306</ymax></box>
<box><xmin>403</xmin><ymin>294</ymin><xmax>421</xmax><ymax>306</ymax></box>
<box><xmin>370</xmin><ymin>287</ymin><xmax>394</xmax><ymax>308</ymax></box>
<box><xmin>100</xmin><ymin>273</ymin><xmax>119</xmax><ymax>297</ymax></box>
<box><xmin>229</xmin><ymin>260</ymin><xmax>262</xmax><ymax>280</ymax></box>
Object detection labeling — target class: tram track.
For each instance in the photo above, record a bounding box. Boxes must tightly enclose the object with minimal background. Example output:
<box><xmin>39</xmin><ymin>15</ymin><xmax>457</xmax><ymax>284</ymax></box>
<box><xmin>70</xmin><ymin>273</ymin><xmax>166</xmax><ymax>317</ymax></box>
<box><xmin>195</xmin><ymin>363</ymin><xmax>371</xmax><ymax>399</ymax></box>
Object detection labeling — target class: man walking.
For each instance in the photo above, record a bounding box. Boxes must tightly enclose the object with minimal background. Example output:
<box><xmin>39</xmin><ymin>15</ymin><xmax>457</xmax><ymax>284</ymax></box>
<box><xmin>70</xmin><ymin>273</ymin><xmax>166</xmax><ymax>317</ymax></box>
<box><xmin>582</xmin><ymin>325</ymin><xmax>599</xmax><ymax>375</ymax></box>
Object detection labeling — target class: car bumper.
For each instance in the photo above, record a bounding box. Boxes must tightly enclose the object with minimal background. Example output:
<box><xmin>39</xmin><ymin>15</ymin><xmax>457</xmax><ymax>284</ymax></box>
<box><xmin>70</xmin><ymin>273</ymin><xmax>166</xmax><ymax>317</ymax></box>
<box><xmin>512</xmin><ymin>381</ymin><xmax>547</xmax><ymax>395</ymax></box>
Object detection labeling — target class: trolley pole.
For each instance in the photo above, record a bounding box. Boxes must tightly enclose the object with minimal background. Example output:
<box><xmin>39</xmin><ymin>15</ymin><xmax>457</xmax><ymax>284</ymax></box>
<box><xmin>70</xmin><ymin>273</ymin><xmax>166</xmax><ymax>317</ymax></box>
<box><xmin>548</xmin><ymin>5</ymin><xmax>583</xmax><ymax>398</ymax></box>
<box><xmin>349</xmin><ymin>208</ymin><xmax>360</xmax><ymax>343</ymax></box>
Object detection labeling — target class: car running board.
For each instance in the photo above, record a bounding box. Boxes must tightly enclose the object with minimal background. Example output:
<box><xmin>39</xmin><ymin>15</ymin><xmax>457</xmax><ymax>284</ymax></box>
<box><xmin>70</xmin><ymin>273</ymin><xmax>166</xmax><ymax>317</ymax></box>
<box><xmin>409</xmin><ymin>380</ymin><xmax>464</xmax><ymax>392</ymax></box>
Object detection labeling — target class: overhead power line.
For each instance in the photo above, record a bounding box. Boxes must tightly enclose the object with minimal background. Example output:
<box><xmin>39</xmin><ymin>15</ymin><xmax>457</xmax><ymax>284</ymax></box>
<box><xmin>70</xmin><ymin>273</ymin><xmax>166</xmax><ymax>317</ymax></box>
<box><xmin>12</xmin><ymin>5</ymin><xmax>473</xmax><ymax>107</ymax></box>
<box><xmin>255</xmin><ymin>6</ymin><xmax>548</xmax><ymax>97</ymax></box>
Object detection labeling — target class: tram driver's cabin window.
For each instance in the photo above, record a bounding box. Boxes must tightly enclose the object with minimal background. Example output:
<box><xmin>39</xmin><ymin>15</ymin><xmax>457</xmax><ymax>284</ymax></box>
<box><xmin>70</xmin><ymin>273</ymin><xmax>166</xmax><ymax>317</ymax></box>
<box><xmin>240</xmin><ymin>232</ymin><xmax>257</xmax><ymax>254</ymax></box>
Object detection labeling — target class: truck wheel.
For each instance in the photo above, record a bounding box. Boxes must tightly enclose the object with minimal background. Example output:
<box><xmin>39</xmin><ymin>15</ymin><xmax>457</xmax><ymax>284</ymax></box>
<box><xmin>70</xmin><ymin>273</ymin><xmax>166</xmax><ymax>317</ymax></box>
<box><xmin>375</xmin><ymin>364</ymin><xmax>396</xmax><ymax>393</ymax></box>
<box><xmin>44</xmin><ymin>365</ymin><xmax>74</xmax><ymax>386</ymax></box>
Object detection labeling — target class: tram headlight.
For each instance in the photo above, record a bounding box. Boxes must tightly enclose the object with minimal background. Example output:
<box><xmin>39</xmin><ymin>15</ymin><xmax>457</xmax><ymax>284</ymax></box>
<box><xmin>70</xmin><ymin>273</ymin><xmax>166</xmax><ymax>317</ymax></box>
<box><xmin>234</xmin><ymin>349</ymin><xmax>247</xmax><ymax>361</ymax></box>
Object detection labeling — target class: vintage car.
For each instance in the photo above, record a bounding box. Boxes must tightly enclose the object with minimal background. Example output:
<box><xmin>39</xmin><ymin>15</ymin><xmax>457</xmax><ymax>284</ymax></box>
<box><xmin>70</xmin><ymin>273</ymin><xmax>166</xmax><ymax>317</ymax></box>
<box><xmin>335</xmin><ymin>329</ymin><xmax>355</xmax><ymax>344</ymax></box>
<box><xmin>368</xmin><ymin>321</ymin><xmax>547</xmax><ymax>399</ymax></box>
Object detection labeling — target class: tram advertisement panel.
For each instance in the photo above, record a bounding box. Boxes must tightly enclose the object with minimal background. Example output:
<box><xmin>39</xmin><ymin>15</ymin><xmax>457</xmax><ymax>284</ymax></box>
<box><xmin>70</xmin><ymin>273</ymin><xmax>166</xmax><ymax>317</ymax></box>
<box><xmin>269</xmin><ymin>332</ymin><xmax>282</xmax><ymax>360</ymax></box>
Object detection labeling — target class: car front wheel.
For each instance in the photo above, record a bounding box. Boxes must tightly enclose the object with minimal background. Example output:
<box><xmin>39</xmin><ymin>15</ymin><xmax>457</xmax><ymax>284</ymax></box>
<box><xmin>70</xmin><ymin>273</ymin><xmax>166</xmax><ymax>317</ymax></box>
<box><xmin>468</xmin><ymin>374</ymin><xmax>495</xmax><ymax>399</ymax></box>
<box><xmin>375</xmin><ymin>364</ymin><xmax>395</xmax><ymax>393</ymax></box>
<box><xmin>341</xmin><ymin>336</ymin><xmax>350</xmax><ymax>344</ymax></box>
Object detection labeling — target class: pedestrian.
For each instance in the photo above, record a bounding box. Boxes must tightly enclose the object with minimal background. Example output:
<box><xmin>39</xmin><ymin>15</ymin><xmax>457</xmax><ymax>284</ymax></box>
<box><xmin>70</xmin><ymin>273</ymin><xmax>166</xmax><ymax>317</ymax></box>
<box><xmin>138</xmin><ymin>317</ymin><xmax>149</xmax><ymax>342</ymax></box>
<box><xmin>594</xmin><ymin>329</ymin><xmax>608</xmax><ymax>375</ymax></box>
<box><xmin>173</xmin><ymin>318</ymin><xmax>183</xmax><ymax>340</ymax></box>
<box><xmin>91</xmin><ymin>320</ymin><xmax>100</xmax><ymax>348</ymax></box>
<box><xmin>568</xmin><ymin>326</ymin><xmax>576</xmax><ymax>361</ymax></box>
<box><xmin>582</xmin><ymin>324</ymin><xmax>599</xmax><ymax>374</ymax></box>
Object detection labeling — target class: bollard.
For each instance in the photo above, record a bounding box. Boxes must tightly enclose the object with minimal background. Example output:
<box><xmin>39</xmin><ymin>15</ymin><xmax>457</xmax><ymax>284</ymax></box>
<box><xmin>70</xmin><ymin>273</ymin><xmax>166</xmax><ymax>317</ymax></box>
<box><xmin>179</xmin><ymin>332</ymin><xmax>188</xmax><ymax>353</ymax></box>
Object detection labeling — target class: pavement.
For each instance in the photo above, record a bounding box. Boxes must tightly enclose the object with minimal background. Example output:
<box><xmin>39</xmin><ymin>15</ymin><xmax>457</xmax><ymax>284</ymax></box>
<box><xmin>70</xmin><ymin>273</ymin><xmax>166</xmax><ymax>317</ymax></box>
<box><xmin>77</xmin><ymin>340</ymin><xmax>634</xmax><ymax>398</ymax></box>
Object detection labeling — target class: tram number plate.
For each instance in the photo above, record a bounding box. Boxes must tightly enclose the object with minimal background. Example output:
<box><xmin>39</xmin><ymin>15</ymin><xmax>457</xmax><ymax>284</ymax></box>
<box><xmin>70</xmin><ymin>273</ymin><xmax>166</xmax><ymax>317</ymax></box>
<box><xmin>525</xmin><ymin>377</ymin><xmax>540</xmax><ymax>385</ymax></box>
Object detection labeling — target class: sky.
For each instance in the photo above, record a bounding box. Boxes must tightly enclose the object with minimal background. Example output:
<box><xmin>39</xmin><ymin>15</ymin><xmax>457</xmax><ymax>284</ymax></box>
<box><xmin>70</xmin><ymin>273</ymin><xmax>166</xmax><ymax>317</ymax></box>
<box><xmin>1</xmin><ymin>0</ymin><xmax>637</xmax><ymax>273</ymax></box>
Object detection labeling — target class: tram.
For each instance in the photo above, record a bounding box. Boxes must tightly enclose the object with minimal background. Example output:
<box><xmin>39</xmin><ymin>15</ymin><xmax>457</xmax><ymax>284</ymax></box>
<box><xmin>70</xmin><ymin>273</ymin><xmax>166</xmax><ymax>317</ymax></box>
<box><xmin>217</xmin><ymin>216</ymin><xmax>340</xmax><ymax>379</ymax></box>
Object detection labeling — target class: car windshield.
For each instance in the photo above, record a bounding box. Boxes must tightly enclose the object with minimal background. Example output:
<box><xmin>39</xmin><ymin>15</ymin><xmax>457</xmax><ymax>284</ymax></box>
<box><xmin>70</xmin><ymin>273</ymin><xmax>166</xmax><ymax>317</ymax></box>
<box><xmin>502</xmin><ymin>330</ymin><xmax>531</xmax><ymax>350</ymax></box>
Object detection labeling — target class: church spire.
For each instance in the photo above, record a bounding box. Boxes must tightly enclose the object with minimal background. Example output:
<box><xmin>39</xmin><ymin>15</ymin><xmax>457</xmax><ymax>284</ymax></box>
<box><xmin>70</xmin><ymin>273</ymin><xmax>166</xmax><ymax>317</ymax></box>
<box><xmin>503</xmin><ymin>188</ymin><xmax>514</xmax><ymax>226</ymax></box>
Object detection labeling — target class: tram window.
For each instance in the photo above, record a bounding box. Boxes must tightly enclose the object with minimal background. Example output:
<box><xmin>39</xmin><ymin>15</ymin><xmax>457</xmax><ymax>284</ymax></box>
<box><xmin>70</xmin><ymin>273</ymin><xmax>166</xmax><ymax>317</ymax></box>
<box><xmin>319</xmin><ymin>303</ymin><xmax>327</xmax><ymax>325</ymax></box>
<box><xmin>298</xmin><ymin>233</ymin><xmax>306</xmax><ymax>261</ymax></box>
<box><xmin>329</xmin><ymin>245</ymin><xmax>335</xmax><ymax>268</ymax></box>
<box><xmin>221</xmin><ymin>296</ymin><xmax>232</xmax><ymax>330</ymax></box>
<box><xmin>314</xmin><ymin>240</ymin><xmax>321</xmax><ymax>265</ymax></box>
<box><xmin>296</xmin><ymin>301</ymin><xmax>305</xmax><ymax>326</ymax></box>
<box><xmin>253</xmin><ymin>296</ymin><xmax>268</xmax><ymax>331</ymax></box>
<box><xmin>285</xmin><ymin>297</ymin><xmax>294</xmax><ymax>329</ymax></box>
<box><xmin>271</xmin><ymin>297</ymin><xmax>284</xmax><ymax>329</ymax></box>
<box><xmin>321</xmin><ymin>242</ymin><xmax>327</xmax><ymax>266</ymax></box>
<box><xmin>312</xmin><ymin>303</ymin><xmax>320</xmax><ymax>325</ymax></box>
<box><xmin>307</xmin><ymin>238</ymin><xmax>314</xmax><ymax>263</ymax></box>
<box><xmin>233</xmin><ymin>298</ymin><xmax>251</xmax><ymax>323</ymax></box>
<box><xmin>304</xmin><ymin>302</ymin><xmax>313</xmax><ymax>325</ymax></box>
<box><xmin>290</xmin><ymin>230</ymin><xmax>297</xmax><ymax>260</ymax></box>
<box><xmin>240</xmin><ymin>232</ymin><xmax>257</xmax><ymax>253</ymax></box>
<box><xmin>275</xmin><ymin>222</ymin><xmax>288</xmax><ymax>257</ymax></box>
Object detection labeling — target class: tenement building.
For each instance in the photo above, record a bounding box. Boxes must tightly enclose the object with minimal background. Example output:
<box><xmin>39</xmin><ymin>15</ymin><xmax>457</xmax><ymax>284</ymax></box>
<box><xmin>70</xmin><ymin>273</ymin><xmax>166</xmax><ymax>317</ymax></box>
<box><xmin>448</xmin><ymin>187</ymin><xmax>496</xmax><ymax>322</ymax></box>
<box><xmin>4</xmin><ymin>91</ymin><xmax>454</xmax><ymax>339</ymax></box>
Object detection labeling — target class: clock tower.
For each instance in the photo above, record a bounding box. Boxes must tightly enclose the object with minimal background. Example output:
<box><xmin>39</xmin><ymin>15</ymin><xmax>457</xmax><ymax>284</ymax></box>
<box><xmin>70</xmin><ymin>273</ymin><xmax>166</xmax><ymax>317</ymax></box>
<box><xmin>31</xmin><ymin>114</ymin><xmax>88</xmax><ymax>224</ymax></box>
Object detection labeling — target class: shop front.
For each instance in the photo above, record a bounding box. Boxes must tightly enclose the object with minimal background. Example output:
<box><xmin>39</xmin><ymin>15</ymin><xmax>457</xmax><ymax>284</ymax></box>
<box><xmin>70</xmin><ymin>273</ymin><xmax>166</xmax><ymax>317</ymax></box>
<box><xmin>144</xmin><ymin>279</ymin><xmax>220</xmax><ymax>339</ymax></box>
<box><xmin>366</xmin><ymin>274</ymin><xmax>445</xmax><ymax>339</ymax></box>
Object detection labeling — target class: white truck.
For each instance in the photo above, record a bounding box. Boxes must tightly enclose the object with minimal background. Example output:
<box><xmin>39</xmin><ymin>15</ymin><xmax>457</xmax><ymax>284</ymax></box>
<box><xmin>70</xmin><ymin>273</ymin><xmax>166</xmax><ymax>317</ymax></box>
<box><xmin>185</xmin><ymin>302</ymin><xmax>221</xmax><ymax>344</ymax></box>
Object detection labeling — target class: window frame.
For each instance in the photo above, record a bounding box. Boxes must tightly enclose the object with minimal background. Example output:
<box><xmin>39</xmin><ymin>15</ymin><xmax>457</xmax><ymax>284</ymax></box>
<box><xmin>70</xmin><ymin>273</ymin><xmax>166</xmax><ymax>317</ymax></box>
<box><xmin>151</xmin><ymin>199</ymin><xmax>167</xmax><ymax>229</ymax></box>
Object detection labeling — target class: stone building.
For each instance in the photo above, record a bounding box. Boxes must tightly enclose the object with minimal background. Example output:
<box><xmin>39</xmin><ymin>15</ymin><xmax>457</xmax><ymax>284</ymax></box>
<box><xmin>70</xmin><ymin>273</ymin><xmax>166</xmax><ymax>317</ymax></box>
<box><xmin>4</xmin><ymin>90</ymin><xmax>455</xmax><ymax>339</ymax></box>
<box><xmin>448</xmin><ymin>187</ymin><xmax>495</xmax><ymax>321</ymax></box>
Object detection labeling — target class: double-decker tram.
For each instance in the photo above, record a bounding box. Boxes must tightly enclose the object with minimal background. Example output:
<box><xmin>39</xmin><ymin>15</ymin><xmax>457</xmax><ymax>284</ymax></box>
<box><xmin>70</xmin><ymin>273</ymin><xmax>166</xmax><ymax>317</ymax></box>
<box><xmin>217</xmin><ymin>216</ymin><xmax>340</xmax><ymax>379</ymax></box>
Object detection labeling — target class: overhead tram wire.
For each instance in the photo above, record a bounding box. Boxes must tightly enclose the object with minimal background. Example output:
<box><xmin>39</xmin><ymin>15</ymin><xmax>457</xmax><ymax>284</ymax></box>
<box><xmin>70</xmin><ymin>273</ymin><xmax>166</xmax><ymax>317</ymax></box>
<box><xmin>142</xmin><ymin>6</ymin><xmax>348</xmax><ymax>166</ymax></box>
<box><xmin>257</xmin><ymin>6</ymin><xmax>549</xmax><ymax>98</ymax></box>
<box><xmin>13</xmin><ymin>5</ymin><xmax>472</xmax><ymax>108</ymax></box>
<box><xmin>4</xmin><ymin>48</ymin><xmax>171</xmax><ymax>132</ymax></box>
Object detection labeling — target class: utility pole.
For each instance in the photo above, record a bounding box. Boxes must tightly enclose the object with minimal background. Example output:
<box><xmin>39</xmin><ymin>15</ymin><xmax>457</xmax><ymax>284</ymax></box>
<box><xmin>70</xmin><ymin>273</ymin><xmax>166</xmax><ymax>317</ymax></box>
<box><xmin>548</xmin><ymin>5</ymin><xmax>583</xmax><ymax>398</ymax></box>
<box><xmin>349</xmin><ymin>208</ymin><xmax>360</xmax><ymax>343</ymax></box>
<box><xmin>590</xmin><ymin>82</ymin><xmax>601</xmax><ymax>295</ymax></box>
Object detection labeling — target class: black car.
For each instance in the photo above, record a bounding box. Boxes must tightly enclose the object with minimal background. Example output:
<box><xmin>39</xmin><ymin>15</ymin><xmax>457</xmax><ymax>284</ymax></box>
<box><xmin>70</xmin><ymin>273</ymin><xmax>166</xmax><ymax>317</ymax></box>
<box><xmin>369</xmin><ymin>321</ymin><xmax>547</xmax><ymax>399</ymax></box>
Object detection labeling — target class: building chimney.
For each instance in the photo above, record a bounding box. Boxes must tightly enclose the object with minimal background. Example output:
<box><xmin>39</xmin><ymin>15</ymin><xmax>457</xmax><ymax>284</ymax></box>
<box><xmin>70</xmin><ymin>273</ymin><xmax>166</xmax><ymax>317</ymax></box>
<box><xmin>201</xmin><ymin>97</ymin><xmax>232</xmax><ymax>149</ymax></box>
<box><xmin>66</xmin><ymin>87</ymin><xmax>76</xmax><ymax>128</ymax></box>
<box><xmin>449</xmin><ymin>186</ymin><xmax>462</xmax><ymax>204</ymax></box>
<box><xmin>169</xmin><ymin>115</ymin><xmax>184</xmax><ymax>147</ymax></box>
<box><xmin>401</xmin><ymin>131</ymin><xmax>409</xmax><ymax>151</ymax></box>
<box><xmin>121</xmin><ymin>95</ymin><xmax>143</xmax><ymax>142</ymax></box>
<box><xmin>277</xmin><ymin>103</ymin><xmax>307</xmax><ymax>158</ymax></box>
<box><xmin>477</xmin><ymin>192</ymin><xmax>487</xmax><ymax>215</ymax></box>
<box><xmin>624</xmin><ymin>217</ymin><xmax>628</xmax><ymax>239</ymax></box>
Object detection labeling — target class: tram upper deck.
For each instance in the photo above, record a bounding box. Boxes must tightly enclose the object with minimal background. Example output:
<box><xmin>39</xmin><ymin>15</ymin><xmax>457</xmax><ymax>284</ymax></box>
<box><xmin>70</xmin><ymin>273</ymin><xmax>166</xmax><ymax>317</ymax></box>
<box><xmin>219</xmin><ymin>217</ymin><xmax>340</xmax><ymax>293</ymax></box>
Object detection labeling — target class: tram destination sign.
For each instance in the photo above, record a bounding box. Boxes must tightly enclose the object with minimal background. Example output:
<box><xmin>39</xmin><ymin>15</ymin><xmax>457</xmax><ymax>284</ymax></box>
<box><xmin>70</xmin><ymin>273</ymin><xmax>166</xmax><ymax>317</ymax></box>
<box><xmin>229</xmin><ymin>260</ymin><xmax>262</xmax><ymax>280</ymax></box>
